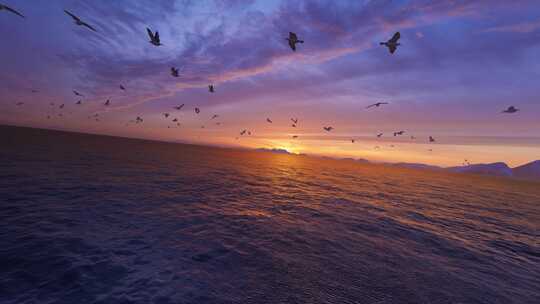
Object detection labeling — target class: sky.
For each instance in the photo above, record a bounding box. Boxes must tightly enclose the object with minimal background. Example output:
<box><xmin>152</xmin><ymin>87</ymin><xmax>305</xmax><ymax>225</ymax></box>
<box><xmin>1</xmin><ymin>0</ymin><xmax>539</xmax><ymax>167</ymax></box>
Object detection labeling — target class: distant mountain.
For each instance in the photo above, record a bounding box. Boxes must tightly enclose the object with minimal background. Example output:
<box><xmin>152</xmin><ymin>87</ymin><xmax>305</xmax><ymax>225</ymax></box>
<box><xmin>393</xmin><ymin>163</ymin><xmax>443</xmax><ymax>171</ymax></box>
<box><xmin>513</xmin><ymin>160</ymin><xmax>540</xmax><ymax>180</ymax></box>
<box><xmin>447</xmin><ymin>162</ymin><xmax>513</xmax><ymax>177</ymax></box>
<box><xmin>256</xmin><ymin>148</ymin><xmax>291</xmax><ymax>155</ymax></box>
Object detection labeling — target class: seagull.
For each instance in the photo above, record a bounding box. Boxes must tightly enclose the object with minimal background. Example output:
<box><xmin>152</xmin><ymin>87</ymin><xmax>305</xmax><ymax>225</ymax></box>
<box><xmin>291</xmin><ymin>124</ymin><xmax>296</xmax><ymax>128</ymax></box>
<box><xmin>171</xmin><ymin>67</ymin><xmax>179</xmax><ymax>77</ymax></box>
<box><xmin>73</xmin><ymin>90</ymin><xmax>83</xmax><ymax>97</ymax></box>
<box><xmin>147</xmin><ymin>27</ymin><xmax>161</xmax><ymax>46</ymax></box>
<box><xmin>501</xmin><ymin>106</ymin><xmax>519</xmax><ymax>113</ymax></box>
<box><xmin>195</xmin><ymin>107</ymin><xmax>200</xmax><ymax>114</ymax></box>
<box><xmin>366</xmin><ymin>102</ymin><xmax>389</xmax><ymax>109</ymax></box>
<box><xmin>208</xmin><ymin>85</ymin><xmax>215</xmax><ymax>93</ymax></box>
<box><xmin>64</xmin><ymin>10</ymin><xmax>97</xmax><ymax>32</ymax></box>
<box><xmin>76</xmin><ymin>100</ymin><xmax>82</xmax><ymax>105</ymax></box>
<box><xmin>286</xmin><ymin>32</ymin><xmax>304</xmax><ymax>51</ymax></box>
<box><xmin>173</xmin><ymin>104</ymin><xmax>184</xmax><ymax>110</ymax></box>
<box><xmin>0</xmin><ymin>3</ymin><xmax>24</xmax><ymax>18</ymax></box>
<box><xmin>136</xmin><ymin>116</ymin><xmax>143</xmax><ymax>123</ymax></box>
<box><xmin>323</xmin><ymin>126</ymin><xmax>333</xmax><ymax>132</ymax></box>
<box><xmin>119</xmin><ymin>85</ymin><xmax>126</xmax><ymax>91</ymax></box>
<box><xmin>380</xmin><ymin>32</ymin><xmax>400</xmax><ymax>54</ymax></box>
<box><xmin>104</xmin><ymin>99</ymin><xmax>110</xmax><ymax>106</ymax></box>
<box><xmin>377</xmin><ymin>133</ymin><xmax>383</xmax><ymax>138</ymax></box>
<box><xmin>163</xmin><ymin>113</ymin><xmax>170</xmax><ymax>118</ymax></box>
<box><xmin>292</xmin><ymin>135</ymin><xmax>298</xmax><ymax>139</ymax></box>
<box><xmin>211</xmin><ymin>114</ymin><xmax>219</xmax><ymax>120</ymax></box>
<box><xmin>172</xmin><ymin>118</ymin><xmax>178</xmax><ymax>122</ymax></box>
<box><xmin>393</xmin><ymin>131</ymin><xmax>405</xmax><ymax>136</ymax></box>
<box><xmin>291</xmin><ymin>118</ymin><xmax>298</xmax><ymax>124</ymax></box>
<box><xmin>240</xmin><ymin>129</ymin><xmax>247</xmax><ymax>135</ymax></box>
<box><xmin>429</xmin><ymin>136</ymin><xmax>435</xmax><ymax>143</ymax></box>
<box><xmin>266</xmin><ymin>118</ymin><xmax>273</xmax><ymax>123</ymax></box>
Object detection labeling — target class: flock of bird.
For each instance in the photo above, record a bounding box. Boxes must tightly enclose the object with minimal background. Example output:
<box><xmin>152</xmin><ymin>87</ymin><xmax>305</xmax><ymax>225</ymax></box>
<box><xmin>2</xmin><ymin>3</ymin><xmax>521</xmax><ymax>154</ymax></box>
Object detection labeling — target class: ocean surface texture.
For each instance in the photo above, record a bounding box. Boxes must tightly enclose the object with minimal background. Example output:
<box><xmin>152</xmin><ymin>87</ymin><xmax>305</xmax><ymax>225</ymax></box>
<box><xmin>1</xmin><ymin>125</ymin><xmax>539</xmax><ymax>304</ymax></box>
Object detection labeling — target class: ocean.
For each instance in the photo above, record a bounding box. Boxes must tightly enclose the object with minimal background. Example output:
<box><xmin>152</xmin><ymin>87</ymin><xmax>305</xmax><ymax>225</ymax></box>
<box><xmin>1</xmin><ymin>125</ymin><xmax>539</xmax><ymax>304</ymax></box>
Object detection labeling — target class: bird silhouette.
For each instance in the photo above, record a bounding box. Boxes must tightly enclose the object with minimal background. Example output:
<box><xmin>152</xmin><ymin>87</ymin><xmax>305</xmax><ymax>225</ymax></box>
<box><xmin>64</xmin><ymin>10</ymin><xmax>97</xmax><ymax>32</ymax></box>
<box><xmin>377</xmin><ymin>133</ymin><xmax>383</xmax><ymax>138</ymax></box>
<box><xmin>291</xmin><ymin>118</ymin><xmax>298</xmax><ymax>124</ymax></box>
<box><xmin>73</xmin><ymin>90</ymin><xmax>83</xmax><ymax>97</ymax></box>
<box><xmin>172</xmin><ymin>118</ymin><xmax>178</xmax><ymax>122</ymax></box>
<box><xmin>0</xmin><ymin>3</ymin><xmax>24</xmax><ymax>18</ymax></box>
<box><xmin>351</xmin><ymin>139</ymin><xmax>355</xmax><ymax>143</ymax></box>
<box><xmin>76</xmin><ymin>100</ymin><xmax>82</xmax><ymax>105</ymax></box>
<box><xmin>292</xmin><ymin>135</ymin><xmax>298</xmax><ymax>139</ymax></box>
<box><xmin>429</xmin><ymin>136</ymin><xmax>435</xmax><ymax>143</ymax></box>
<box><xmin>286</xmin><ymin>32</ymin><xmax>304</xmax><ymax>51</ymax></box>
<box><xmin>16</xmin><ymin>102</ymin><xmax>23</xmax><ymax>106</ymax></box>
<box><xmin>393</xmin><ymin>131</ymin><xmax>405</xmax><ymax>136</ymax></box>
<box><xmin>195</xmin><ymin>107</ymin><xmax>200</xmax><ymax>114</ymax></box>
<box><xmin>211</xmin><ymin>114</ymin><xmax>219</xmax><ymax>120</ymax></box>
<box><xmin>291</xmin><ymin>124</ymin><xmax>296</xmax><ymax>128</ymax></box>
<box><xmin>366</xmin><ymin>102</ymin><xmax>389</xmax><ymax>109</ymax></box>
<box><xmin>136</xmin><ymin>116</ymin><xmax>143</xmax><ymax>123</ymax></box>
<box><xmin>59</xmin><ymin>104</ymin><xmax>64</xmax><ymax>109</ymax></box>
<box><xmin>171</xmin><ymin>67</ymin><xmax>179</xmax><ymax>77</ymax></box>
<box><xmin>266</xmin><ymin>118</ymin><xmax>273</xmax><ymax>123</ymax></box>
<box><xmin>147</xmin><ymin>28</ymin><xmax>161</xmax><ymax>46</ymax></box>
<box><xmin>323</xmin><ymin>126</ymin><xmax>333</xmax><ymax>132</ymax></box>
<box><xmin>163</xmin><ymin>113</ymin><xmax>170</xmax><ymax>118</ymax></box>
<box><xmin>208</xmin><ymin>85</ymin><xmax>215</xmax><ymax>93</ymax></box>
<box><xmin>380</xmin><ymin>32</ymin><xmax>400</xmax><ymax>54</ymax></box>
<box><xmin>119</xmin><ymin>85</ymin><xmax>126</xmax><ymax>91</ymax></box>
<box><xmin>104</xmin><ymin>99</ymin><xmax>110</xmax><ymax>106</ymax></box>
<box><xmin>240</xmin><ymin>129</ymin><xmax>247</xmax><ymax>135</ymax></box>
<box><xmin>173</xmin><ymin>104</ymin><xmax>184</xmax><ymax>110</ymax></box>
<box><xmin>501</xmin><ymin>106</ymin><xmax>519</xmax><ymax>113</ymax></box>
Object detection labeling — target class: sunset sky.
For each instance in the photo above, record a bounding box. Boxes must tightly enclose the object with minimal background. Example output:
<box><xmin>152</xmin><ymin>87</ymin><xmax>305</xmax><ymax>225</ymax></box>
<box><xmin>1</xmin><ymin>0</ymin><xmax>539</xmax><ymax>167</ymax></box>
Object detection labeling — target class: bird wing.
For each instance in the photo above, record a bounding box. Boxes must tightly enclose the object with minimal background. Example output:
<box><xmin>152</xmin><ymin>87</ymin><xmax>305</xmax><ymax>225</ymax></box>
<box><xmin>366</xmin><ymin>104</ymin><xmax>375</xmax><ymax>109</ymax></box>
<box><xmin>390</xmin><ymin>31</ymin><xmax>400</xmax><ymax>43</ymax></box>
<box><xmin>388</xmin><ymin>45</ymin><xmax>396</xmax><ymax>54</ymax></box>
<box><xmin>380</xmin><ymin>102</ymin><xmax>389</xmax><ymax>105</ymax></box>
<box><xmin>146</xmin><ymin>28</ymin><xmax>154</xmax><ymax>40</ymax></box>
<box><xmin>4</xmin><ymin>5</ymin><xmax>24</xmax><ymax>18</ymax></box>
<box><xmin>64</xmin><ymin>10</ymin><xmax>80</xmax><ymax>22</ymax></box>
<box><xmin>155</xmin><ymin>31</ymin><xmax>160</xmax><ymax>42</ymax></box>
<box><xmin>289</xmin><ymin>32</ymin><xmax>297</xmax><ymax>40</ymax></box>
<box><xmin>81</xmin><ymin>22</ymin><xmax>97</xmax><ymax>32</ymax></box>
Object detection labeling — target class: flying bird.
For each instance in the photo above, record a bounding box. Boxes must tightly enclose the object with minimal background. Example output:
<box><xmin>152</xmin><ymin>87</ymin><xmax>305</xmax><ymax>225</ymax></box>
<box><xmin>266</xmin><ymin>118</ymin><xmax>273</xmax><ymax>123</ymax></box>
<box><xmin>291</xmin><ymin>118</ymin><xmax>298</xmax><ymax>124</ymax></box>
<box><xmin>73</xmin><ymin>90</ymin><xmax>83</xmax><ymax>97</ymax></box>
<box><xmin>104</xmin><ymin>99</ymin><xmax>110</xmax><ymax>106</ymax></box>
<box><xmin>76</xmin><ymin>100</ymin><xmax>82</xmax><ymax>105</ymax></box>
<box><xmin>59</xmin><ymin>104</ymin><xmax>65</xmax><ymax>109</ymax></box>
<box><xmin>163</xmin><ymin>113</ymin><xmax>170</xmax><ymax>118</ymax></box>
<box><xmin>286</xmin><ymin>32</ymin><xmax>304</xmax><ymax>51</ymax></box>
<box><xmin>366</xmin><ymin>102</ymin><xmax>389</xmax><ymax>109</ymax></box>
<box><xmin>351</xmin><ymin>139</ymin><xmax>355</xmax><ymax>143</ymax></box>
<box><xmin>136</xmin><ymin>116</ymin><xmax>143</xmax><ymax>123</ymax></box>
<box><xmin>119</xmin><ymin>85</ymin><xmax>126</xmax><ymax>91</ymax></box>
<box><xmin>323</xmin><ymin>126</ymin><xmax>333</xmax><ymax>132</ymax></box>
<box><xmin>393</xmin><ymin>131</ymin><xmax>405</xmax><ymax>136</ymax></box>
<box><xmin>208</xmin><ymin>85</ymin><xmax>215</xmax><ymax>93</ymax></box>
<box><xmin>172</xmin><ymin>118</ymin><xmax>178</xmax><ymax>122</ymax></box>
<box><xmin>211</xmin><ymin>114</ymin><xmax>219</xmax><ymax>119</ymax></box>
<box><xmin>173</xmin><ymin>104</ymin><xmax>184</xmax><ymax>110</ymax></box>
<box><xmin>240</xmin><ymin>129</ymin><xmax>247</xmax><ymax>135</ymax></box>
<box><xmin>147</xmin><ymin>28</ymin><xmax>161</xmax><ymax>46</ymax></box>
<box><xmin>171</xmin><ymin>67</ymin><xmax>179</xmax><ymax>77</ymax></box>
<box><xmin>291</xmin><ymin>124</ymin><xmax>296</xmax><ymax>128</ymax></box>
<box><xmin>195</xmin><ymin>107</ymin><xmax>200</xmax><ymax>114</ymax></box>
<box><xmin>429</xmin><ymin>136</ymin><xmax>435</xmax><ymax>143</ymax></box>
<box><xmin>377</xmin><ymin>133</ymin><xmax>383</xmax><ymax>138</ymax></box>
<box><xmin>501</xmin><ymin>106</ymin><xmax>519</xmax><ymax>113</ymax></box>
<box><xmin>380</xmin><ymin>32</ymin><xmax>400</xmax><ymax>54</ymax></box>
<box><xmin>64</xmin><ymin>10</ymin><xmax>97</xmax><ymax>32</ymax></box>
<box><xmin>0</xmin><ymin>3</ymin><xmax>24</xmax><ymax>18</ymax></box>
<box><xmin>292</xmin><ymin>135</ymin><xmax>298</xmax><ymax>139</ymax></box>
